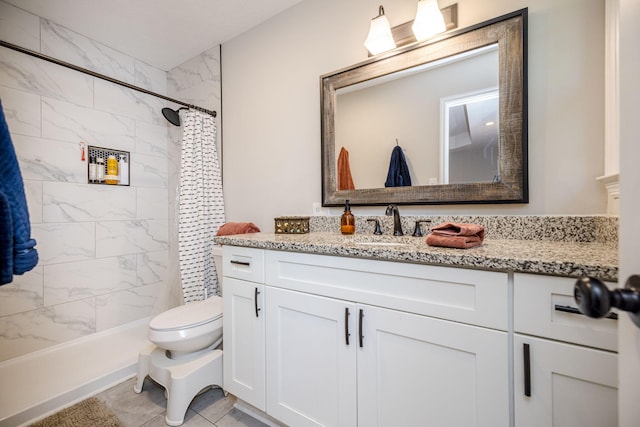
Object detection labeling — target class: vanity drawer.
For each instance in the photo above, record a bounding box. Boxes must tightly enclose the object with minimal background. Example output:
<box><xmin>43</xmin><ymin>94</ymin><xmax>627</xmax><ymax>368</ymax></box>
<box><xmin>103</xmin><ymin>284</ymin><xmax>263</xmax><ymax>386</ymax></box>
<box><xmin>265</xmin><ymin>250</ymin><xmax>508</xmax><ymax>331</ymax></box>
<box><xmin>223</xmin><ymin>246</ymin><xmax>265</xmax><ymax>283</ymax></box>
<box><xmin>514</xmin><ymin>273</ymin><xmax>617</xmax><ymax>352</ymax></box>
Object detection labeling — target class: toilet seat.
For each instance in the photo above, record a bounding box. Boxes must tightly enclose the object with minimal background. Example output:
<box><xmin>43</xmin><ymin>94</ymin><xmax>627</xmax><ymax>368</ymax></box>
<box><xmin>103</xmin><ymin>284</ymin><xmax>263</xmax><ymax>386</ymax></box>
<box><xmin>150</xmin><ymin>296</ymin><xmax>223</xmax><ymax>332</ymax></box>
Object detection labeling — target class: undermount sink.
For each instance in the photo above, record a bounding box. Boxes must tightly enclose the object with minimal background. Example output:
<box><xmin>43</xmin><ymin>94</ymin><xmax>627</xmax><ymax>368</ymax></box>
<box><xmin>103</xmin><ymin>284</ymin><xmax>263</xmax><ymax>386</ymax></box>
<box><xmin>353</xmin><ymin>241</ymin><xmax>410</xmax><ymax>247</ymax></box>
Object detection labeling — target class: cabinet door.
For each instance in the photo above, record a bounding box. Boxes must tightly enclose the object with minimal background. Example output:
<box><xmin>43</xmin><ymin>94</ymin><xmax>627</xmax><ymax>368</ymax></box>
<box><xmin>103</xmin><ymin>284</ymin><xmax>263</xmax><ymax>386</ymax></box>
<box><xmin>514</xmin><ymin>334</ymin><xmax>618</xmax><ymax>427</ymax></box>
<box><xmin>358</xmin><ymin>305</ymin><xmax>509</xmax><ymax>427</ymax></box>
<box><xmin>266</xmin><ymin>287</ymin><xmax>357</xmax><ymax>427</ymax></box>
<box><xmin>223</xmin><ymin>278</ymin><xmax>266</xmax><ymax>410</ymax></box>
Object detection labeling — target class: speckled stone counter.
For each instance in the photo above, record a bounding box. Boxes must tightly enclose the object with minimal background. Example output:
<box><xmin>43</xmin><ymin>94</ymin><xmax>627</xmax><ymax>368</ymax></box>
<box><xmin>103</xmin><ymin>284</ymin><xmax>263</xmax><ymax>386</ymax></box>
<box><xmin>214</xmin><ymin>230</ymin><xmax>618</xmax><ymax>282</ymax></box>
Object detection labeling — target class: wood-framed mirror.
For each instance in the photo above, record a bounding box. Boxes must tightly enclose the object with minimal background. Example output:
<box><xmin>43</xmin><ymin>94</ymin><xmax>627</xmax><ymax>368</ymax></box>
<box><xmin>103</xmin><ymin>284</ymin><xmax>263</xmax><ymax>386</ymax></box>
<box><xmin>321</xmin><ymin>9</ymin><xmax>528</xmax><ymax>206</ymax></box>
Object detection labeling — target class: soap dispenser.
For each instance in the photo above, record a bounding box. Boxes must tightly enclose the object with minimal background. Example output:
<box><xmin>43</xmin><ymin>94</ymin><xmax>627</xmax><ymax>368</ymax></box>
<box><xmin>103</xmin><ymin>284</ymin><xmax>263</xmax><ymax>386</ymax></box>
<box><xmin>341</xmin><ymin>199</ymin><xmax>355</xmax><ymax>235</ymax></box>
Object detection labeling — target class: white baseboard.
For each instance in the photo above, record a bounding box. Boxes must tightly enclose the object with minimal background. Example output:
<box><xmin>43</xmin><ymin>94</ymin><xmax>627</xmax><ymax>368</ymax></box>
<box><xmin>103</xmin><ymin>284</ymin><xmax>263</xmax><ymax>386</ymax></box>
<box><xmin>0</xmin><ymin>319</ymin><xmax>150</xmax><ymax>427</ymax></box>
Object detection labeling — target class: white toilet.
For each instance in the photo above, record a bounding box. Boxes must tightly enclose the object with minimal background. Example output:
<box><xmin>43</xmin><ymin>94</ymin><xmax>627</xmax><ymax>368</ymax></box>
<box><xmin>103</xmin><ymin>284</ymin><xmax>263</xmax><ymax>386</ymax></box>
<box><xmin>134</xmin><ymin>246</ymin><xmax>225</xmax><ymax>426</ymax></box>
<box><xmin>147</xmin><ymin>296</ymin><xmax>223</xmax><ymax>359</ymax></box>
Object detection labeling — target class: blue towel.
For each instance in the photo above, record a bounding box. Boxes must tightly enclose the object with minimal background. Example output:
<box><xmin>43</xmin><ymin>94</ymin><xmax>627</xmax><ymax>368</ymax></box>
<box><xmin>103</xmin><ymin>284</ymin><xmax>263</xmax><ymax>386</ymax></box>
<box><xmin>0</xmin><ymin>191</ymin><xmax>13</xmax><ymax>284</ymax></box>
<box><xmin>0</xmin><ymin>98</ymin><xmax>38</xmax><ymax>285</ymax></box>
<box><xmin>384</xmin><ymin>145</ymin><xmax>412</xmax><ymax>187</ymax></box>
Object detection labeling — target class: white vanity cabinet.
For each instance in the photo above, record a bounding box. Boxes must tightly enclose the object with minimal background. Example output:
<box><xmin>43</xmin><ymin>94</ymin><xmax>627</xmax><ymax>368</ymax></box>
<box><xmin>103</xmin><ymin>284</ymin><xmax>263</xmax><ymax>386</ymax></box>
<box><xmin>265</xmin><ymin>287</ymin><xmax>357</xmax><ymax>427</ymax></box>
<box><xmin>513</xmin><ymin>273</ymin><xmax>618</xmax><ymax>427</ymax></box>
<box><xmin>222</xmin><ymin>246</ymin><xmax>266</xmax><ymax>411</ymax></box>
<box><xmin>356</xmin><ymin>303</ymin><xmax>508</xmax><ymax>427</ymax></box>
<box><xmin>264</xmin><ymin>250</ymin><xmax>510</xmax><ymax>427</ymax></box>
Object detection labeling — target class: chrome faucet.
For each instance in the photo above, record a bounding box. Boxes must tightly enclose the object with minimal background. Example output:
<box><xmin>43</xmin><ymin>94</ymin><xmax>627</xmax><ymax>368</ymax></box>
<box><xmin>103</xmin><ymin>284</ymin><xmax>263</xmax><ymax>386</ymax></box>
<box><xmin>385</xmin><ymin>204</ymin><xmax>403</xmax><ymax>236</ymax></box>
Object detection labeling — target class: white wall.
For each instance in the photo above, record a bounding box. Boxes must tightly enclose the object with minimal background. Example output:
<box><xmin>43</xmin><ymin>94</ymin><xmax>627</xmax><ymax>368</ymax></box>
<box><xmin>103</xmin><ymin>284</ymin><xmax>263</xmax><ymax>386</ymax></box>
<box><xmin>222</xmin><ymin>0</ymin><xmax>607</xmax><ymax>231</ymax></box>
<box><xmin>0</xmin><ymin>1</ymin><xmax>171</xmax><ymax>361</ymax></box>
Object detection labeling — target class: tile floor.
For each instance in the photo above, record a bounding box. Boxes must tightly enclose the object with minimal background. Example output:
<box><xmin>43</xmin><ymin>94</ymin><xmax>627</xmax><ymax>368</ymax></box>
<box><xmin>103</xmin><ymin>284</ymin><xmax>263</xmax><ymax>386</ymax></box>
<box><xmin>94</xmin><ymin>377</ymin><xmax>269</xmax><ymax>427</ymax></box>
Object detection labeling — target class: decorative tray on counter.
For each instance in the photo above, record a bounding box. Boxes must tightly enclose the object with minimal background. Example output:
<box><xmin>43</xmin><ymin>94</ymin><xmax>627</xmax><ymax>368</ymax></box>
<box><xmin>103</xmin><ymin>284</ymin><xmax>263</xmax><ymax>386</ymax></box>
<box><xmin>274</xmin><ymin>216</ymin><xmax>310</xmax><ymax>234</ymax></box>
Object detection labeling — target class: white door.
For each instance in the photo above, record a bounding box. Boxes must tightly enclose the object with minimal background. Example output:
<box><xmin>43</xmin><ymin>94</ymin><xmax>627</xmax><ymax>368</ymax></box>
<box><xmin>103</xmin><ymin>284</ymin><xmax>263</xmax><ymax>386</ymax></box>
<box><xmin>265</xmin><ymin>287</ymin><xmax>357</xmax><ymax>427</ymax></box>
<box><xmin>514</xmin><ymin>335</ymin><xmax>617</xmax><ymax>427</ymax></box>
<box><xmin>618</xmin><ymin>0</ymin><xmax>640</xmax><ymax>425</ymax></box>
<box><xmin>357</xmin><ymin>305</ymin><xmax>509</xmax><ymax>427</ymax></box>
<box><xmin>222</xmin><ymin>278</ymin><xmax>266</xmax><ymax>410</ymax></box>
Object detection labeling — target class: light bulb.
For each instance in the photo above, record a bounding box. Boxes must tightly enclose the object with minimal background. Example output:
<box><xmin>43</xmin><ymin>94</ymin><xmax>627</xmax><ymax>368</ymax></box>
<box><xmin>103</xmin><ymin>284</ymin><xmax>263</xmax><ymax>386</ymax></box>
<box><xmin>412</xmin><ymin>0</ymin><xmax>446</xmax><ymax>41</ymax></box>
<box><xmin>364</xmin><ymin>6</ymin><xmax>396</xmax><ymax>55</ymax></box>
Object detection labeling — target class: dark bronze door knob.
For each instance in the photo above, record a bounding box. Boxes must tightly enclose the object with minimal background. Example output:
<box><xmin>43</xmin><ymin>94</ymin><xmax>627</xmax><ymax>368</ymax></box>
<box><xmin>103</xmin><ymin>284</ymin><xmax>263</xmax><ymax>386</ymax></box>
<box><xmin>574</xmin><ymin>275</ymin><xmax>640</xmax><ymax>327</ymax></box>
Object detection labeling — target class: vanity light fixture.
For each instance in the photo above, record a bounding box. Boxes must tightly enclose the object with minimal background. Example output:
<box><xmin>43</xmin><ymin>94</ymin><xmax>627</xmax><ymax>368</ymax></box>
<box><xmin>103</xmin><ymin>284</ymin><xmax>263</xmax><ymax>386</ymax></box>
<box><xmin>412</xmin><ymin>0</ymin><xmax>447</xmax><ymax>41</ymax></box>
<box><xmin>364</xmin><ymin>3</ymin><xmax>457</xmax><ymax>56</ymax></box>
<box><xmin>364</xmin><ymin>5</ymin><xmax>396</xmax><ymax>55</ymax></box>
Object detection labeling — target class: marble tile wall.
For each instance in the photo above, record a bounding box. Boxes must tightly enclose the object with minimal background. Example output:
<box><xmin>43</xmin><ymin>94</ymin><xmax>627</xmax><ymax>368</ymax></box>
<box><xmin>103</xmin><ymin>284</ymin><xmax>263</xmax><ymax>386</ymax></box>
<box><xmin>167</xmin><ymin>46</ymin><xmax>221</xmax><ymax>112</ymax></box>
<box><xmin>0</xmin><ymin>1</ymin><xmax>171</xmax><ymax>361</ymax></box>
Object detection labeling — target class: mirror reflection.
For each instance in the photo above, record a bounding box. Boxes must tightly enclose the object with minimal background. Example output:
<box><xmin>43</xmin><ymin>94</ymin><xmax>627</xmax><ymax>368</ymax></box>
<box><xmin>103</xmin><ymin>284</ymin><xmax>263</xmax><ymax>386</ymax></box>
<box><xmin>442</xmin><ymin>86</ymin><xmax>499</xmax><ymax>185</ymax></box>
<box><xmin>321</xmin><ymin>9</ymin><xmax>528</xmax><ymax>206</ymax></box>
<box><xmin>335</xmin><ymin>44</ymin><xmax>498</xmax><ymax>189</ymax></box>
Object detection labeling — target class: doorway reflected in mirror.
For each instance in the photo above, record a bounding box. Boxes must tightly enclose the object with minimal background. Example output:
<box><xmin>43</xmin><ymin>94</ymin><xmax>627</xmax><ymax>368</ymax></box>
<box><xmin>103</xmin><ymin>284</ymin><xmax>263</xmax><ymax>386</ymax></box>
<box><xmin>442</xmin><ymin>87</ymin><xmax>499</xmax><ymax>185</ymax></box>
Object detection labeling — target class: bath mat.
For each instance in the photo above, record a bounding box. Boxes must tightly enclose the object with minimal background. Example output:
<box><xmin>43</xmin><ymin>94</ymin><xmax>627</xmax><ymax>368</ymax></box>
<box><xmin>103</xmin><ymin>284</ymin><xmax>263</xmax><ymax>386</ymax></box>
<box><xmin>28</xmin><ymin>397</ymin><xmax>124</xmax><ymax>427</ymax></box>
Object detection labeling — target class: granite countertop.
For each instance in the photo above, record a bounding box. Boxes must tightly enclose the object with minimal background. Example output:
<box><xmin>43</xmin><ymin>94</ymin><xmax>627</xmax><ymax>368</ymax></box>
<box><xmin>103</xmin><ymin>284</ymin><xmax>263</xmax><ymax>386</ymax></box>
<box><xmin>214</xmin><ymin>232</ymin><xmax>618</xmax><ymax>282</ymax></box>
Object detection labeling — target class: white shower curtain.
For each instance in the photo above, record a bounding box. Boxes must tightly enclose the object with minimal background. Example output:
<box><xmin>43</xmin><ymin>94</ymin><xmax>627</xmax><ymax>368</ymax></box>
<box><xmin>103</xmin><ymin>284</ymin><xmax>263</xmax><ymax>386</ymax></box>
<box><xmin>178</xmin><ymin>109</ymin><xmax>225</xmax><ymax>303</ymax></box>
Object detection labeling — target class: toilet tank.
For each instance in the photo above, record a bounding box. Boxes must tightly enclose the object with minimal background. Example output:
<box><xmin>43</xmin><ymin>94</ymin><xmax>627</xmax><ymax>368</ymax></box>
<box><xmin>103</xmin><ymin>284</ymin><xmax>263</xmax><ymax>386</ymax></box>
<box><xmin>212</xmin><ymin>245</ymin><xmax>224</xmax><ymax>296</ymax></box>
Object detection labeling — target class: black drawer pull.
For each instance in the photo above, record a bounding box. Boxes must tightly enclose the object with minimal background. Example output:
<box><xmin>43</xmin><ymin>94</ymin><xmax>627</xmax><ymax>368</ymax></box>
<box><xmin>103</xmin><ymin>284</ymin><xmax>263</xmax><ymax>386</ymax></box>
<box><xmin>230</xmin><ymin>260</ymin><xmax>251</xmax><ymax>267</ymax></box>
<box><xmin>345</xmin><ymin>308</ymin><xmax>351</xmax><ymax>346</ymax></box>
<box><xmin>254</xmin><ymin>287</ymin><xmax>261</xmax><ymax>317</ymax></box>
<box><xmin>554</xmin><ymin>304</ymin><xmax>618</xmax><ymax>320</ymax></box>
<box><xmin>358</xmin><ymin>309</ymin><xmax>364</xmax><ymax>348</ymax></box>
<box><xmin>523</xmin><ymin>343</ymin><xmax>531</xmax><ymax>397</ymax></box>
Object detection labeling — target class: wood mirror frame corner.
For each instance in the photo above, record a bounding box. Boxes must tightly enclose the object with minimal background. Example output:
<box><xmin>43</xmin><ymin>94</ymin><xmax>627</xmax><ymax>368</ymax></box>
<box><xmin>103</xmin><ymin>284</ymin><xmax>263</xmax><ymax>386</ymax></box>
<box><xmin>321</xmin><ymin>8</ymin><xmax>528</xmax><ymax>206</ymax></box>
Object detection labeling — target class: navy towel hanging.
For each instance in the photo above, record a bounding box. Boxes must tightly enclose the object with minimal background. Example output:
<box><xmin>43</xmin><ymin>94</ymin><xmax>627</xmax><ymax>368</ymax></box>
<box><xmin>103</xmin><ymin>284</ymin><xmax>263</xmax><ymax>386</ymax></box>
<box><xmin>385</xmin><ymin>145</ymin><xmax>412</xmax><ymax>187</ymax></box>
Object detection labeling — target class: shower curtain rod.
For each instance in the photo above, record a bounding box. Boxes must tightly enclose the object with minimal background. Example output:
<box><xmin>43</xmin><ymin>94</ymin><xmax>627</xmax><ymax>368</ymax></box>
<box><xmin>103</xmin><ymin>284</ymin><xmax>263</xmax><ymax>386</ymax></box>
<box><xmin>0</xmin><ymin>39</ymin><xmax>217</xmax><ymax>118</ymax></box>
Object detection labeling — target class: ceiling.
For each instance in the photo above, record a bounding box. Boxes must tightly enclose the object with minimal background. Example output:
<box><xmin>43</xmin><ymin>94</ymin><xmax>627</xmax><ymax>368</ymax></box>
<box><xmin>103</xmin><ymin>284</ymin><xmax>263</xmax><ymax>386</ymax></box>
<box><xmin>6</xmin><ymin>0</ymin><xmax>303</xmax><ymax>71</ymax></box>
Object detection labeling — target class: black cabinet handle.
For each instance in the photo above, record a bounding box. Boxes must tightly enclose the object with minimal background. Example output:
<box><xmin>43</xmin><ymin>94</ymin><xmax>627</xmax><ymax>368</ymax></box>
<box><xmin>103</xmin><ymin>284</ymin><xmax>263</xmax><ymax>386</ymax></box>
<box><xmin>230</xmin><ymin>260</ymin><xmax>251</xmax><ymax>266</ymax></box>
<box><xmin>554</xmin><ymin>304</ymin><xmax>618</xmax><ymax>320</ymax></box>
<box><xmin>254</xmin><ymin>287</ymin><xmax>261</xmax><ymax>317</ymax></box>
<box><xmin>523</xmin><ymin>343</ymin><xmax>531</xmax><ymax>397</ymax></box>
<box><xmin>345</xmin><ymin>308</ymin><xmax>351</xmax><ymax>345</ymax></box>
<box><xmin>359</xmin><ymin>309</ymin><xmax>364</xmax><ymax>348</ymax></box>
